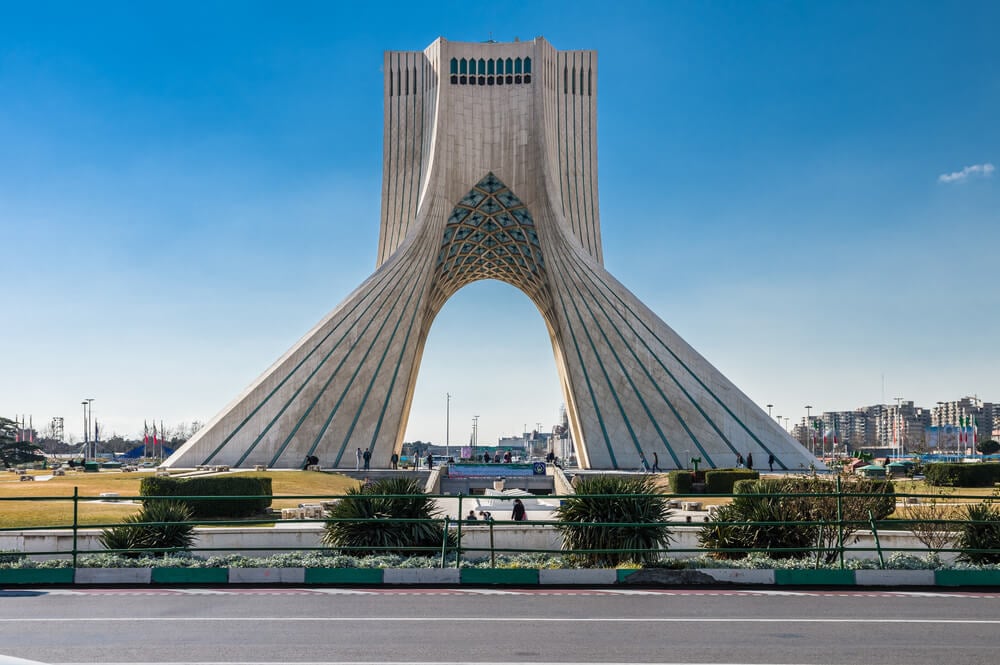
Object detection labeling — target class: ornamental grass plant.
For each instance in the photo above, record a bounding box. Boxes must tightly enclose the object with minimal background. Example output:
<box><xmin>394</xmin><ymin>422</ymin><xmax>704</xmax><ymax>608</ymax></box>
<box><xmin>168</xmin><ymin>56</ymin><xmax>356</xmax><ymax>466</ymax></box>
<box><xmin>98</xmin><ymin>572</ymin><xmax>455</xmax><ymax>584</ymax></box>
<box><xmin>555</xmin><ymin>474</ymin><xmax>673</xmax><ymax>566</ymax></box>
<box><xmin>322</xmin><ymin>477</ymin><xmax>454</xmax><ymax>556</ymax></box>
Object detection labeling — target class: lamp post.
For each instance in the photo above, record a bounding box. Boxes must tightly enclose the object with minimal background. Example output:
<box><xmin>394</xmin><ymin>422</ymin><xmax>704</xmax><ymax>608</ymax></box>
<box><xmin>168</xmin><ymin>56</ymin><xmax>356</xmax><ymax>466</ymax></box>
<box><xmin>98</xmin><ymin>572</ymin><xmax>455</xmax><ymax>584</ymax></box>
<box><xmin>86</xmin><ymin>399</ymin><xmax>95</xmax><ymax>459</ymax></box>
<box><xmin>766</xmin><ymin>404</ymin><xmax>773</xmax><ymax>418</ymax></box>
<box><xmin>472</xmin><ymin>415</ymin><xmax>479</xmax><ymax>453</ymax></box>
<box><xmin>894</xmin><ymin>397</ymin><xmax>904</xmax><ymax>458</ymax></box>
<box><xmin>805</xmin><ymin>405</ymin><xmax>813</xmax><ymax>453</ymax></box>
<box><xmin>81</xmin><ymin>401</ymin><xmax>89</xmax><ymax>459</ymax></box>
<box><xmin>445</xmin><ymin>393</ymin><xmax>451</xmax><ymax>460</ymax></box>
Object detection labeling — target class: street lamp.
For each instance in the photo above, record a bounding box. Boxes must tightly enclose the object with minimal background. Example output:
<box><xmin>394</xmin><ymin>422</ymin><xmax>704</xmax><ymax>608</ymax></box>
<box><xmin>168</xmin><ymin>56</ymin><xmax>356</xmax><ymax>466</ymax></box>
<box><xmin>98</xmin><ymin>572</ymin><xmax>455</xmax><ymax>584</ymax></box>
<box><xmin>472</xmin><ymin>415</ymin><xmax>479</xmax><ymax>452</ymax></box>
<box><xmin>445</xmin><ymin>393</ymin><xmax>451</xmax><ymax>460</ymax></box>
<box><xmin>81</xmin><ymin>401</ymin><xmax>89</xmax><ymax>457</ymax></box>
<box><xmin>805</xmin><ymin>405</ymin><xmax>813</xmax><ymax>453</ymax></box>
<box><xmin>894</xmin><ymin>397</ymin><xmax>904</xmax><ymax>458</ymax></box>
<box><xmin>766</xmin><ymin>404</ymin><xmax>773</xmax><ymax>418</ymax></box>
<box><xmin>86</xmin><ymin>399</ymin><xmax>95</xmax><ymax>459</ymax></box>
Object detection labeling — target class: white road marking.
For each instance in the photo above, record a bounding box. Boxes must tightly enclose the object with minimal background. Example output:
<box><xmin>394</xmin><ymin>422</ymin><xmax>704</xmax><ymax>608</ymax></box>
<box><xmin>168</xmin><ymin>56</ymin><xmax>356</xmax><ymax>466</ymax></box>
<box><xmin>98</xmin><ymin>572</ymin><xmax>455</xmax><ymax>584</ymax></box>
<box><xmin>1</xmin><ymin>617</ymin><xmax>998</xmax><ymax>624</ymax></box>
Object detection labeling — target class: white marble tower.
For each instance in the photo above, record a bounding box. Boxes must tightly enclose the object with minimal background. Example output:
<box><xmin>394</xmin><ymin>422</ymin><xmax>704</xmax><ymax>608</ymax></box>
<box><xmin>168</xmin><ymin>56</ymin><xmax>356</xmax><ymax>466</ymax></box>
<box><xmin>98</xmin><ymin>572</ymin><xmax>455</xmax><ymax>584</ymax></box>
<box><xmin>164</xmin><ymin>37</ymin><xmax>820</xmax><ymax>471</ymax></box>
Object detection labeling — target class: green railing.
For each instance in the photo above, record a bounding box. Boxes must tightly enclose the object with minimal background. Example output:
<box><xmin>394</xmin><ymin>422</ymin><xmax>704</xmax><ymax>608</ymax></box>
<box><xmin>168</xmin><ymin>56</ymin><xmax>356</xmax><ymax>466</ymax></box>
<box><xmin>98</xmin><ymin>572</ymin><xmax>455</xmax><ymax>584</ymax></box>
<box><xmin>1</xmin><ymin>488</ymin><xmax>997</xmax><ymax>568</ymax></box>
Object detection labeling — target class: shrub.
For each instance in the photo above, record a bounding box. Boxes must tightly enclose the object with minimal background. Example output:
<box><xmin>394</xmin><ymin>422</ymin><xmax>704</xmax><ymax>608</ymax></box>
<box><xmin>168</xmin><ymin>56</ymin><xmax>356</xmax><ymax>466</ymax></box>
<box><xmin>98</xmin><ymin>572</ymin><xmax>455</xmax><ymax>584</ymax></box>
<box><xmin>924</xmin><ymin>463</ymin><xmax>1000</xmax><ymax>488</ymax></box>
<box><xmin>699</xmin><ymin>499</ymin><xmax>816</xmax><ymax>560</ymax></box>
<box><xmin>976</xmin><ymin>440</ymin><xmax>1000</xmax><ymax>455</ymax></box>
<box><xmin>698</xmin><ymin>476</ymin><xmax>895</xmax><ymax>563</ymax></box>
<box><xmin>704</xmin><ymin>469</ymin><xmax>759</xmax><ymax>494</ymax></box>
<box><xmin>955</xmin><ymin>502</ymin><xmax>1000</xmax><ymax>564</ymax></box>
<box><xmin>555</xmin><ymin>474</ymin><xmax>673</xmax><ymax>566</ymax></box>
<box><xmin>99</xmin><ymin>501</ymin><xmax>196</xmax><ymax>557</ymax></box>
<box><xmin>322</xmin><ymin>477</ymin><xmax>453</xmax><ymax>556</ymax></box>
<box><xmin>668</xmin><ymin>471</ymin><xmax>693</xmax><ymax>494</ymax></box>
<box><xmin>140</xmin><ymin>476</ymin><xmax>272</xmax><ymax>518</ymax></box>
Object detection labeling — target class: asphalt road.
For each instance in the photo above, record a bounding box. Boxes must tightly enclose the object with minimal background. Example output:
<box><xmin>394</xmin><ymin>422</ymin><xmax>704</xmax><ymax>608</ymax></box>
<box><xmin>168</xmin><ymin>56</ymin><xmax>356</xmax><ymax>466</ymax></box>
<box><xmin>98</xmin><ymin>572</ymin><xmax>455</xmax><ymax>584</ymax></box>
<box><xmin>1</xmin><ymin>587</ymin><xmax>998</xmax><ymax>665</ymax></box>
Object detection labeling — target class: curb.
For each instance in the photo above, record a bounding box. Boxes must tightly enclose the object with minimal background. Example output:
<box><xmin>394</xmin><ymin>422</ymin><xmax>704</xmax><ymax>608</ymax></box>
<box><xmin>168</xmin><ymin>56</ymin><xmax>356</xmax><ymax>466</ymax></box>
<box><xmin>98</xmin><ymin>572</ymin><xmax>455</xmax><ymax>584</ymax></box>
<box><xmin>2</xmin><ymin>567</ymin><xmax>999</xmax><ymax>587</ymax></box>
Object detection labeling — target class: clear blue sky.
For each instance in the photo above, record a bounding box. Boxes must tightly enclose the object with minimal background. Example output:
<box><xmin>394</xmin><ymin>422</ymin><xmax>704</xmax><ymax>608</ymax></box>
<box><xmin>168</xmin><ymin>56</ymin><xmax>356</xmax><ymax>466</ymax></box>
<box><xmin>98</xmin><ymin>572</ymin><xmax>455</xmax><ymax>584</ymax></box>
<box><xmin>2</xmin><ymin>1</ymin><xmax>997</xmax><ymax>445</ymax></box>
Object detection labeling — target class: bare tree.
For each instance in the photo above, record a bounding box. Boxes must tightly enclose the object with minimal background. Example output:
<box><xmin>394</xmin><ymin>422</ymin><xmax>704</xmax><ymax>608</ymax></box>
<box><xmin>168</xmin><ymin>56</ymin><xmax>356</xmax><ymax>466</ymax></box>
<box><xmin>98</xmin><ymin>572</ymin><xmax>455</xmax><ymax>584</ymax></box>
<box><xmin>899</xmin><ymin>487</ymin><xmax>956</xmax><ymax>554</ymax></box>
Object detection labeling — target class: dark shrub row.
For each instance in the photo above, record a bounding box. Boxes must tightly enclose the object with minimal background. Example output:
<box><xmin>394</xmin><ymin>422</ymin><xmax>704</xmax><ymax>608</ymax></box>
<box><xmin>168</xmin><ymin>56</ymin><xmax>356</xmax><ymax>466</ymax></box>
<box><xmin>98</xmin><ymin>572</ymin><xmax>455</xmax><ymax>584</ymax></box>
<box><xmin>704</xmin><ymin>469</ymin><xmax>760</xmax><ymax>493</ymax></box>
<box><xmin>924</xmin><ymin>463</ymin><xmax>1000</xmax><ymax>487</ymax></box>
<box><xmin>140</xmin><ymin>476</ymin><xmax>272</xmax><ymax>518</ymax></box>
<box><xmin>668</xmin><ymin>468</ymin><xmax>759</xmax><ymax>494</ymax></box>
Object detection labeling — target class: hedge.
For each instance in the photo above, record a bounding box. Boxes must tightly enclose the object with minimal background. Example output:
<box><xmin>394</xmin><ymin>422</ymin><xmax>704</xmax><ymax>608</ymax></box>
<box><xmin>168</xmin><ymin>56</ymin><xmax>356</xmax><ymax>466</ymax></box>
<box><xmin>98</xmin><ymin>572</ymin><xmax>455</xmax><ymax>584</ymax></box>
<box><xmin>924</xmin><ymin>463</ymin><xmax>1000</xmax><ymax>488</ymax></box>
<box><xmin>139</xmin><ymin>476</ymin><xmax>273</xmax><ymax>518</ymax></box>
<box><xmin>704</xmin><ymin>469</ymin><xmax>760</xmax><ymax>494</ymax></box>
<box><xmin>668</xmin><ymin>471</ymin><xmax>693</xmax><ymax>494</ymax></box>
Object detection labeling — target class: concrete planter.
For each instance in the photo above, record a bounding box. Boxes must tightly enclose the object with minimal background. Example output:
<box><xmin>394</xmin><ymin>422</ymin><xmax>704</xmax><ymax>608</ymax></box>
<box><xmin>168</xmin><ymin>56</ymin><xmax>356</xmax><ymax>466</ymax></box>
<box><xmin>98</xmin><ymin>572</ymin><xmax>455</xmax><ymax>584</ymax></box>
<box><xmin>774</xmin><ymin>569</ymin><xmax>856</xmax><ymax>586</ymax></box>
<box><xmin>304</xmin><ymin>568</ymin><xmax>383</xmax><ymax>584</ymax></box>
<box><xmin>459</xmin><ymin>567</ymin><xmax>539</xmax><ymax>585</ymax></box>
<box><xmin>934</xmin><ymin>570</ymin><xmax>1000</xmax><ymax>587</ymax></box>
<box><xmin>0</xmin><ymin>568</ymin><xmax>74</xmax><ymax>585</ymax></box>
<box><xmin>538</xmin><ymin>568</ymin><xmax>617</xmax><ymax>585</ymax></box>
<box><xmin>855</xmin><ymin>569</ymin><xmax>935</xmax><ymax>586</ymax></box>
<box><xmin>151</xmin><ymin>567</ymin><xmax>228</xmax><ymax>584</ymax></box>
<box><xmin>383</xmin><ymin>568</ymin><xmax>460</xmax><ymax>585</ymax></box>
<box><xmin>228</xmin><ymin>567</ymin><xmax>305</xmax><ymax>584</ymax></box>
<box><xmin>75</xmin><ymin>568</ymin><xmax>151</xmax><ymax>584</ymax></box>
<box><xmin>3</xmin><ymin>565</ymin><xmax>999</xmax><ymax>588</ymax></box>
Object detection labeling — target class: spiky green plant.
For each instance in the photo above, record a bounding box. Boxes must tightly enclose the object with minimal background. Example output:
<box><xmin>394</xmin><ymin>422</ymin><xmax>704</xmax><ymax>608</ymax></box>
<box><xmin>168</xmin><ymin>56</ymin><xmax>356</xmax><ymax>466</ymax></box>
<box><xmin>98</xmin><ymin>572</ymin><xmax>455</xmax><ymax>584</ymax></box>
<box><xmin>555</xmin><ymin>474</ymin><xmax>672</xmax><ymax>566</ymax></box>
<box><xmin>322</xmin><ymin>477</ymin><xmax>454</xmax><ymax>556</ymax></box>
<box><xmin>698</xmin><ymin>495</ymin><xmax>817</xmax><ymax>560</ymax></box>
<box><xmin>99</xmin><ymin>501</ymin><xmax>196</xmax><ymax>558</ymax></box>
<box><xmin>955</xmin><ymin>502</ymin><xmax>1000</xmax><ymax>564</ymax></box>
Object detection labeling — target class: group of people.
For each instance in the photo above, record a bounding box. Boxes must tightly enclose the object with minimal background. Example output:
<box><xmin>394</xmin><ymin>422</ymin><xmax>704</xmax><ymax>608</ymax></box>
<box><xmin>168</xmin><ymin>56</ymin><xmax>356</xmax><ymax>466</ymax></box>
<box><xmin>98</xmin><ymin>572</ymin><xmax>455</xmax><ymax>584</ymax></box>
<box><xmin>638</xmin><ymin>452</ymin><xmax>662</xmax><ymax>473</ymax></box>
<box><xmin>464</xmin><ymin>498</ymin><xmax>527</xmax><ymax>523</ymax></box>
<box><xmin>735</xmin><ymin>452</ymin><xmax>778</xmax><ymax>471</ymax></box>
<box><xmin>481</xmin><ymin>450</ymin><xmax>514</xmax><ymax>464</ymax></box>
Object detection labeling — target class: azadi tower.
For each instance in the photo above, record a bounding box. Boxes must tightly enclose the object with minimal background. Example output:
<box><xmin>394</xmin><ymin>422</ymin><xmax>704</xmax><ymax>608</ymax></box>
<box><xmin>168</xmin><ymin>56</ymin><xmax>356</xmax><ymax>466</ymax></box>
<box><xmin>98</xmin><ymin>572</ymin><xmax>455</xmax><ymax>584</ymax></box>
<box><xmin>165</xmin><ymin>37</ymin><xmax>819</xmax><ymax>471</ymax></box>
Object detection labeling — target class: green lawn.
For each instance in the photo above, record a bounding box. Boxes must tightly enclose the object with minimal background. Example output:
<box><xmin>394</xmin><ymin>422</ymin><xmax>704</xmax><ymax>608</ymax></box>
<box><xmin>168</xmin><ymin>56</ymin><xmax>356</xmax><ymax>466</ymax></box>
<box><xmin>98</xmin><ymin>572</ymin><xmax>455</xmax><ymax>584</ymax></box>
<box><xmin>0</xmin><ymin>470</ymin><xmax>361</xmax><ymax>529</ymax></box>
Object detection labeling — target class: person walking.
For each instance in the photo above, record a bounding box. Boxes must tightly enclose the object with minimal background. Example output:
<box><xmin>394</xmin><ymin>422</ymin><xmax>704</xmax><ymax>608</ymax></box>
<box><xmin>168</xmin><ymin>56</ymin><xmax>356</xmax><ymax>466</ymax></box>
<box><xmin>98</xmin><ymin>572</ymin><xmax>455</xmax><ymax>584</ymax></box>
<box><xmin>639</xmin><ymin>453</ymin><xmax>650</xmax><ymax>473</ymax></box>
<box><xmin>767</xmin><ymin>453</ymin><xmax>775</xmax><ymax>472</ymax></box>
<box><xmin>736</xmin><ymin>453</ymin><xmax>744</xmax><ymax>468</ymax></box>
<box><xmin>362</xmin><ymin>448</ymin><xmax>371</xmax><ymax>471</ymax></box>
<box><xmin>355</xmin><ymin>447</ymin><xmax>362</xmax><ymax>471</ymax></box>
<box><xmin>746</xmin><ymin>452</ymin><xmax>753</xmax><ymax>470</ymax></box>
<box><xmin>390</xmin><ymin>452</ymin><xmax>399</xmax><ymax>470</ymax></box>
<box><xmin>651</xmin><ymin>452</ymin><xmax>661</xmax><ymax>473</ymax></box>
<box><xmin>426</xmin><ymin>452</ymin><xmax>434</xmax><ymax>469</ymax></box>
<box><xmin>511</xmin><ymin>498</ymin><xmax>527</xmax><ymax>521</ymax></box>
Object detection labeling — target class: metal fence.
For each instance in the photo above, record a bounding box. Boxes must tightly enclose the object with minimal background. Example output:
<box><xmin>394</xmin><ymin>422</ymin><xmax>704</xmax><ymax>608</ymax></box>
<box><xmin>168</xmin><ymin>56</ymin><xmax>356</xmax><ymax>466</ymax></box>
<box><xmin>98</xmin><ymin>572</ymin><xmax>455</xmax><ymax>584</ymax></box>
<box><xmin>1</xmin><ymin>485</ymin><xmax>997</xmax><ymax>568</ymax></box>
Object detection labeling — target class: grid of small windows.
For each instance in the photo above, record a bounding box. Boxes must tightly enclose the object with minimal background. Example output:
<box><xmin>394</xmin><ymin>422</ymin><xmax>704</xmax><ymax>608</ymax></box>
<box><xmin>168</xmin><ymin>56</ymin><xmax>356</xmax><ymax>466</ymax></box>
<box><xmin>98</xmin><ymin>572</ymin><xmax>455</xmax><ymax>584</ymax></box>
<box><xmin>449</xmin><ymin>57</ymin><xmax>532</xmax><ymax>86</ymax></box>
<box><xmin>435</xmin><ymin>173</ymin><xmax>546</xmax><ymax>293</ymax></box>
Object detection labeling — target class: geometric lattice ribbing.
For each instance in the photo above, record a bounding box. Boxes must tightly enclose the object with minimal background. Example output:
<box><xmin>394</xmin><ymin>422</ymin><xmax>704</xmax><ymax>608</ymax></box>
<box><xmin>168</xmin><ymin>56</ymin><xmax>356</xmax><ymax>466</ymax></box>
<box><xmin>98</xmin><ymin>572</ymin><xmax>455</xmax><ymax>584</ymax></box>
<box><xmin>432</xmin><ymin>173</ymin><xmax>547</xmax><ymax>309</ymax></box>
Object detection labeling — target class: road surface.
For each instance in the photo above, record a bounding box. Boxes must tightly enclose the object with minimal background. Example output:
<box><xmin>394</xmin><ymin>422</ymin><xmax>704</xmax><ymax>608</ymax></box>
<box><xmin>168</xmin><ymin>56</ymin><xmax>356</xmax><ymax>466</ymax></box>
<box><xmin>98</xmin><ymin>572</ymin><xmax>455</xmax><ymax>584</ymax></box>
<box><xmin>1</xmin><ymin>586</ymin><xmax>997</xmax><ymax>664</ymax></box>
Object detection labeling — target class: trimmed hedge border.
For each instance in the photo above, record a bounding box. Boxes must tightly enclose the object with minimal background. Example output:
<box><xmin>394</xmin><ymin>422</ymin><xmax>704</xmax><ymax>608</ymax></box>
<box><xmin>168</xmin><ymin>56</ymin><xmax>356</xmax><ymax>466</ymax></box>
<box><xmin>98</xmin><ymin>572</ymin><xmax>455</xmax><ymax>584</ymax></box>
<box><xmin>3</xmin><ymin>567</ymin><xmax>1000</xmax><ymax>587</ymax></box>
